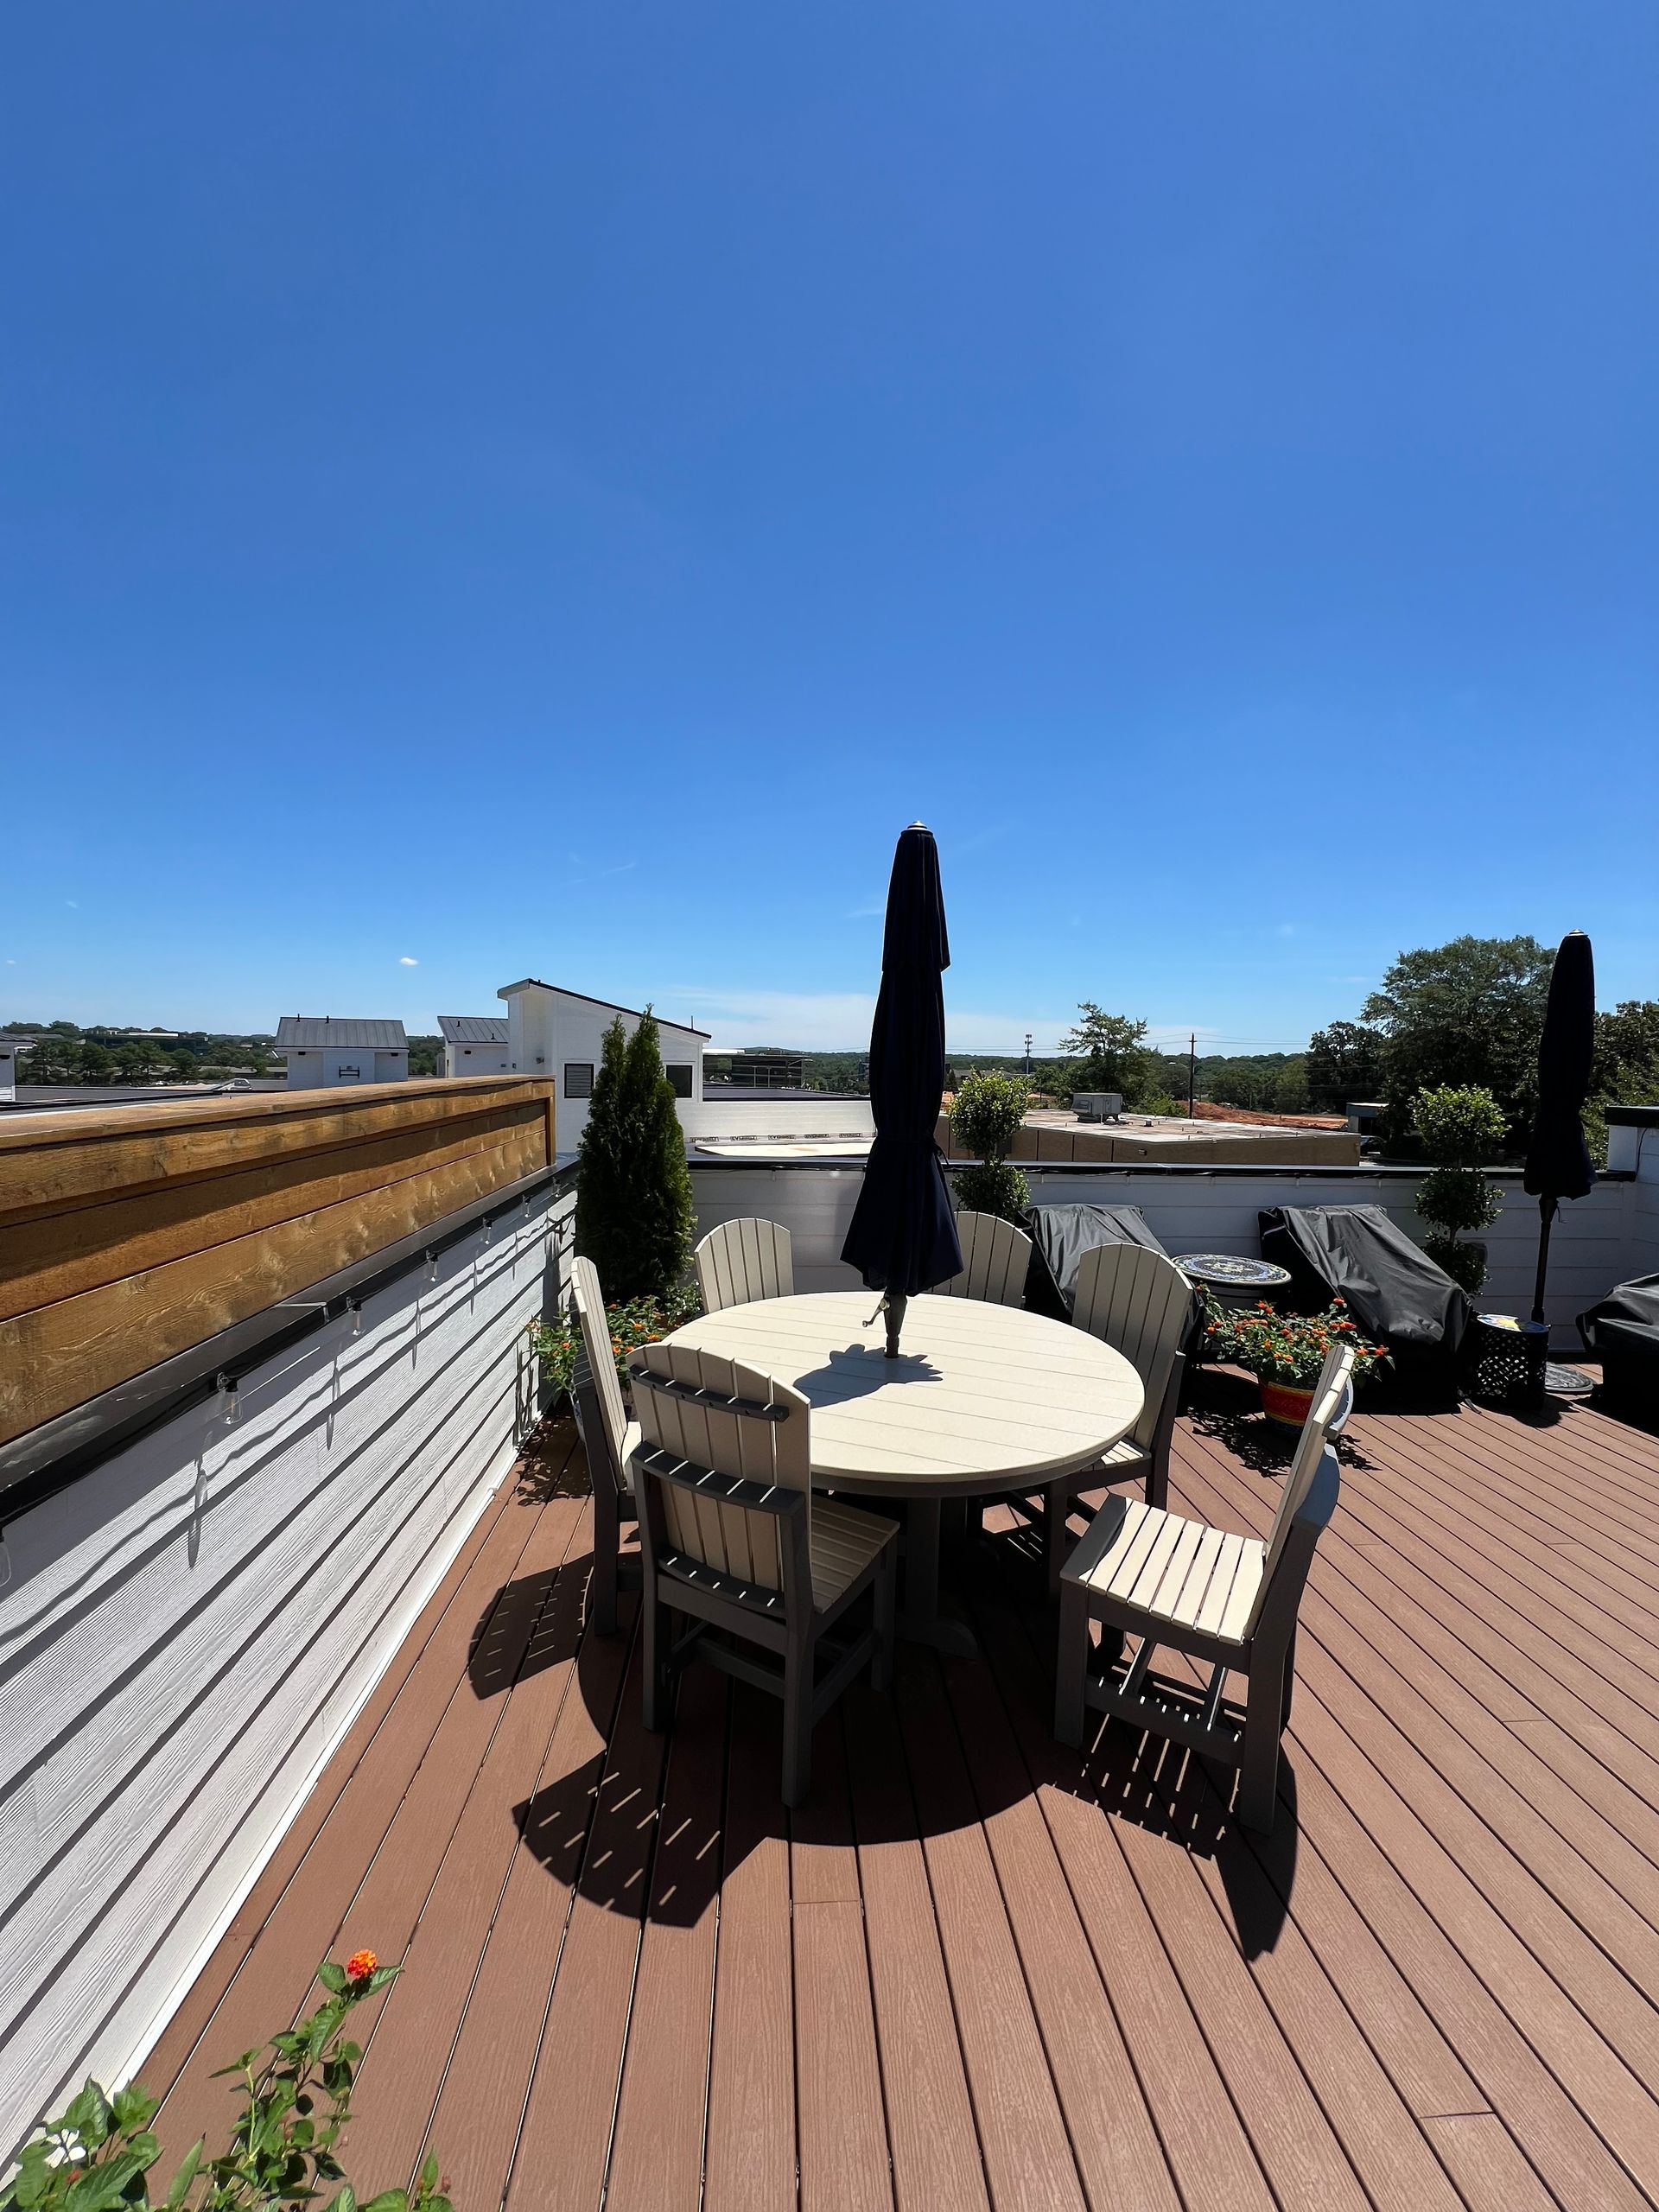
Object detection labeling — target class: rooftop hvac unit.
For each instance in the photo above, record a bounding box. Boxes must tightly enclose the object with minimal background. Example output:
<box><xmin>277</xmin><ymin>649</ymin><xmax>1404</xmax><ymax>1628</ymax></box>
<box><xmin>1072</xmin><ymin>1092</ymin><xmax>1123</xmax><ymax>1122</ymax></box>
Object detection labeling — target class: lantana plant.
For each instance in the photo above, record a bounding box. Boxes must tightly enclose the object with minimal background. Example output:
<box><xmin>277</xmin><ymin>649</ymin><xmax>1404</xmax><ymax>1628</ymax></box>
<box><xmin>3</xmin><ymin>1954</ymin><xmax>449</xmax><ymax>2212</ymax></box>
<box><xmin>526</xmin><ymin>1283</ymin><xmax>701</xmax><ymax>1399</ymax></box>
<box><xmin>1203</xmin><ymin>1295</ymin><xmax>1389</xmax><ymax>1389</ymax></box>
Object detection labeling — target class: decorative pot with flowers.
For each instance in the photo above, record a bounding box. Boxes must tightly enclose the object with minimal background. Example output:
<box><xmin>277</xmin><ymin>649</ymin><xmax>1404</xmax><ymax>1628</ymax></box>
<box><xmin>1204</xmin><ymin>1295</ymin><xmax>1389</xmax><ymax>1427</ymax></box>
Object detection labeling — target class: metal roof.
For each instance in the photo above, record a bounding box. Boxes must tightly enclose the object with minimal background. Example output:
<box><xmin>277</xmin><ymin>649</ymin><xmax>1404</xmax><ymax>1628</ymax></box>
<box><xmin>436</xmin><ymin>1014</ymin><xmax>509</xmax><ymax>1045</ymax></box>
<box><xmin>275</xmin><ymin>1017</ymin><xmax>408</xmax><ymax>1050</ymax></box>
<box><xmin>495</xmin><ymin>979</ymin><xmax>710</xmax><ymax>1038</ymax></box>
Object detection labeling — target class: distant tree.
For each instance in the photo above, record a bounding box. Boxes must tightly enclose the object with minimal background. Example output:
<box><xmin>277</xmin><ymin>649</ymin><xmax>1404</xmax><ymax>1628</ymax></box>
<box><xmin>1055</xmin><ymin>1004</ymin><xmax>1156</xmax><ymax>1105</ymax></box>
<box><xmin>1270</xmin><ymin>1059</ymin><xmax>1311</xmax><ymax>1114</ymax></box>
<box><xmin>1585</xmin><ymin>1001</ymin><xmax>1659</xmax><ymax>1164</ymax></box>
<box><xmin>114</xmin><ymin>1043</ymin><xmax>156</xmax><ymax>1084</ymax></box>
<box><xmin>1306</xmin><ymin>1020</ymin><xmax>1385</xmax><ymax>1112</ymax></box>
<box><xmin>575</xmin><ymin>1011</ymin><xmax>696</xmax><ymax>1300</ymax></box>
<box><xmin>78</xmin><ymin>1044</ymin><xmax>115</xmax><ymax>1084</ymax></box>
<box><xmin>1363</xmin><ymin>935</ymin><xmax>1553</xmax><ymax>1143</ymax></box>
<box><xmin>168</xmin><ymin>1051</ymin><xmax>200</xmax><ymax>1084</ymax></box>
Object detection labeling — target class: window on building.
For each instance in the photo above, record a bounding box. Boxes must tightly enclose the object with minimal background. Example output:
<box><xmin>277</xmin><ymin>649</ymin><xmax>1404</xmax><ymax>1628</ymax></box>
<box><xmin>665</xmin><ymin>1062</ymin><xmax>694</xmax><ymax>1098</ymax></box>
<box><xmin>564</xmin><ymin>1062</ymin><xmax>594</xmax><ymax>1098</ymax></box>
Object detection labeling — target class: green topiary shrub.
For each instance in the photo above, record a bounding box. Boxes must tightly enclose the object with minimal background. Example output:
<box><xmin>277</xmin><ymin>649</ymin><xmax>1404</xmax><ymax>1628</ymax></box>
<box><xmin>1411</xmin><ymin>1084</ymin><xmax>1507</xmax><ymax>1293</ymax></box>
<box><xmin>575</xmin><ymin>1011</ymin><xmax>696</xmax><ymax>1300</ymax></box>
<box><xmin>949</xmin><ymin>1069</ymin><xmax>1031</xmax><ymax>1224</ymax></box>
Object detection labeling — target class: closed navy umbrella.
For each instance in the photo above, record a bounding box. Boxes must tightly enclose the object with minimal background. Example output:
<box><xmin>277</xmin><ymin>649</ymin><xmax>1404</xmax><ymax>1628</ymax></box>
<box><xmin>842</xmin><ymin>823</ymin><xmax>963</xmax><ymax>1356</ymax></box>
<box><xmin>1524</xmin><ymin>930</ymin><xmax>1596</xmax><ymax>1327</ymax></box>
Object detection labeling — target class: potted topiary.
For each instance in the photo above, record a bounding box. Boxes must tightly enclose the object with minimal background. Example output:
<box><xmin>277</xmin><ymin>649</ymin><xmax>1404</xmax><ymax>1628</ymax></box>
<box><xmin>948</xmin><ymin>1069</ymin><xmax>1031</xmax><ymax>1225</ymax></box>
<box><xmin>1411</xmin><ymin>1084</ymin><xmax>1508</xmax><ymax>1294</ymax></box>
<box><xmin>1204</xmin><ymin>1297</ymin><xmax>1389</xmax><ymax>1427</ymax></box>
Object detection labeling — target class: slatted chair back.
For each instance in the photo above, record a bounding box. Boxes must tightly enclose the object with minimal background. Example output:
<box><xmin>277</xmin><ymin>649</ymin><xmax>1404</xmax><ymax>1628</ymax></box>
<box><xmin>1244</xmin><ymin>1342</ymin><xmax>1354</xmax><ymax>1635</ymax></box>
<box><xmin>569</xmin><ymin>1255</ymin><xmax>630</xmax><ymax>1499</ymax></box>
<box><xmin>938</xmin><ymin>1211</ymin><xmax>1033</xmax><ymax>1307</ymax></box>
<box><xmin>694</xmin><ymin>1218</ymin><xmax>794</xmax><ymax>1313</ymax></box>
<box><xmin>629</xmin><ymin>1341</ymin><xmax>811</xmax><ymax>1596</ymax></box>
<box><xmin>1072</xmin><ymin>1243</ymin><xmax>1195</xmax><ymax>1452</ymax></box>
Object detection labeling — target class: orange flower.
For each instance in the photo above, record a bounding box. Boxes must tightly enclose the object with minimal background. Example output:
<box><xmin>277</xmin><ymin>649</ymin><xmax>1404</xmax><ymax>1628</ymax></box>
<box><xmin>346</xmin><ymin>1949</ymin><xmax>378</xmax><ymax>1981</ymax></box>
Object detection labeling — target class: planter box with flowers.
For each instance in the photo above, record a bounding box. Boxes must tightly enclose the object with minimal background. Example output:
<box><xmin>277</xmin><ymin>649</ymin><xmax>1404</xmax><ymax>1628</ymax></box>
<box><xmin>1204</xmin><ymin>1295</ymin><xmax>1389</xmax><ymax>1427</ymax></box>
<box><xmin>527</xmin><ymin>1284</ymin><xmax>701</xmax><ymax>1409</ymax></box>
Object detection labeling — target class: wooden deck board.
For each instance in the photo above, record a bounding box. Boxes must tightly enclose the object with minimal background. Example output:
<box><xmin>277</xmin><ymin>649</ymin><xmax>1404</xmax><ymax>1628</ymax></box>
<box><xmin>133</xmin><ymin>1388</ymin><xmax>1659</xmax><ymax>2210</ymax></box>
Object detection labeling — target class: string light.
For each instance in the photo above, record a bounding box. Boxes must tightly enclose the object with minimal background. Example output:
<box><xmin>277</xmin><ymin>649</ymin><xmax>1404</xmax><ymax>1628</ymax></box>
<box><xmin>217</xmin><ymin>1372</ymin><xmax>240</xmax><ymax>1427</ymax></box>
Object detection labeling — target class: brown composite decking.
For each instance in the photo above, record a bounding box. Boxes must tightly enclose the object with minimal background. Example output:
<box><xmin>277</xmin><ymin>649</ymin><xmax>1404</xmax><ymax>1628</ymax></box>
<box><xmin>144</xmin><ymin>1376</ymin><xmax>1659</xmax><ymax>2212</ymax></box>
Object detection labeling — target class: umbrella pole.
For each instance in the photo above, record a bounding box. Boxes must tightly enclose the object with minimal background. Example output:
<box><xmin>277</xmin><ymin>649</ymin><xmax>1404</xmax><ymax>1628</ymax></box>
<box><xmin>885</xmin><ymin>1294</ymin><xmax>908</xmax><ymax>1359</ymax></box>
<box><xmin>1531</xmin><ymin>1196</ymin><xmax>1556</xmax><ymax>1327</ymax></box>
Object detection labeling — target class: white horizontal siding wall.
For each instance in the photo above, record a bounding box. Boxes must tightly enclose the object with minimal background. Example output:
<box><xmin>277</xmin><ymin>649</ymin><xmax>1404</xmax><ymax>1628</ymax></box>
<box><xmin>688</xmin><ymin>1164</ymin><xmax>1637</xmax><ymax>1344</ymax></box>
<box><xmin>0</xmin><ymin>1182</ymin><xmax>573</xmax><ymax>2164</ymax></box>
<box><xmin>685</xmin><ymin>1098</ymin><xmax>875</xmax><ymax>1143</ymax></box>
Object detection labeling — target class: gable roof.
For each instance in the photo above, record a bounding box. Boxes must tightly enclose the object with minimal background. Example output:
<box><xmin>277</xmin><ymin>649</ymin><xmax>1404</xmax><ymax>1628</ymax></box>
<box><xmin>275</xmin><ymin>1017</ymin><xmax>408</xmax><ymax>1050</ymax></box>
<box><xmin>436</xmin><ymin>1014</ymin><xmax>510</xmax><ymax>1045</ymax></box>
<box><xmin>495</xmin><ymin>978</ymin><xmax>710</xmax><ymax>1038</ymax></box>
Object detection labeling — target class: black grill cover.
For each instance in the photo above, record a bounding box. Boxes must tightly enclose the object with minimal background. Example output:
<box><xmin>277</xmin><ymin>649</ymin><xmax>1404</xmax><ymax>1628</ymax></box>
<box><xmin>1023</xmin><ymin>1203</ymin><xmax>1170</xmax><ymax>1321</ymax></box>
<box><xmin>1579</xmin><ymin>1275</ymin><xmax>1659</xmax><ymax>1408</ymax></box>
<box><xmin>1259</xmin><ymin>1205</ymin><xmax>1471</xmax><ymax>1381</ymax></box>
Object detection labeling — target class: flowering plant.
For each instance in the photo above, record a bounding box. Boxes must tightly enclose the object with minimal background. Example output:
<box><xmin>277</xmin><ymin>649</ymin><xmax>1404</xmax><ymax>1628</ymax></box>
<box><xmin>1203</xmin><ymin>1295</ymin><xmax>1389</xmax><ymax>1389</ymax></box>
<box><xmin>3</xmin><ymin>1955</ymin><xmax>450</xmax><ymax>2212</ymax></box>
<box><xmin>526</xmin><ymin>1283</ymin><xmax>702</xmax><ymax>1399</ymax></box>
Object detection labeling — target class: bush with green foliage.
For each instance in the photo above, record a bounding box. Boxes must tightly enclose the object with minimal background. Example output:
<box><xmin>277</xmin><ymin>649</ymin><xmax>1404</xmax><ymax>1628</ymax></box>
<box><xmin>2</xmin><ymin>1957</ymin><xmax>448</xmax><ymax>2212</ymax></box>
<box><xmin>1411</xmin><ymin>1084</ymin><xmax>1507</xmax><ymax>1293</ymax></box>
<box><xmin>949</xmin><ymin>1068</ymin><xmax>1030</xmax><ymax>1224</ymax></box>
<box><xmin>574</xmin><ymin>1012</ymin><xmax>696</xmax><ymax>1300</ymax></box>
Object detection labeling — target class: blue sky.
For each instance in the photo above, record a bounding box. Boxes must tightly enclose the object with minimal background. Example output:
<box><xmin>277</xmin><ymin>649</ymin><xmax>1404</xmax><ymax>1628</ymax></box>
<box><xmin>3</xmin><ymin>3</ymin><xmax>1656</xmax><ymax>1052</ymax></box>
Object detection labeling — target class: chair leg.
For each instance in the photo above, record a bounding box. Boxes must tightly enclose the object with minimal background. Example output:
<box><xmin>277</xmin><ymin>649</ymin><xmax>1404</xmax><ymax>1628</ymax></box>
<box><xmin>641</xmin><ymin>1584</ymin><xmax>671</xmax><ymax>1732</ymax></box>
<box><xmin>781</xmin><ymin>1630</ymin><xmax>814</xmax><ymax>1808</ymax></box>
<box><xmin>871</xmin><ymin>1549</ymin><xmax>896</xmax><ymax>1693</ymax></box>
<box><xmin>1054</xmin><ymin>1581</ymin><xmax>1090</xmax><ymax>1748</ymax></box>
<box><xmin>1236</xmin><ymin>1656</ymin><xmax>1287</xmax><ymax>1833</ymax></box>
<box><xmin>590</xmin><ymin>1474</ymin><xmax>620</xmax><ymax>1637</ymax></box>
<box><xmin>1147</xmin><ymin>1447</ymin><xmax>1169</xmax><ymax>1514</ymax></box>
<box><xmin>1045</xmin><ymin>1478</ymin><xmax>1072</xmax><ymax>1598</ymax></box>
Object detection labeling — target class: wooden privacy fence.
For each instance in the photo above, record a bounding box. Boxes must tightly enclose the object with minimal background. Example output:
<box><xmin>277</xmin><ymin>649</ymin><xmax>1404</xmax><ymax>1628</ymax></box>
<box><xmin>0</xmin><ymin>1076</ymin><xmax>558</xmax><ymax>1446</ymax></box>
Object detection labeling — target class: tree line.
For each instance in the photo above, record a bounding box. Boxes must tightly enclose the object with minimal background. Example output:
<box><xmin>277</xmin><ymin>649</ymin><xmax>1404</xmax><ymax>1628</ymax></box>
<box><xmin>4</xmin><ymin>1020</ymin><xmax>447</xmax><ymax>1084</ymax></box>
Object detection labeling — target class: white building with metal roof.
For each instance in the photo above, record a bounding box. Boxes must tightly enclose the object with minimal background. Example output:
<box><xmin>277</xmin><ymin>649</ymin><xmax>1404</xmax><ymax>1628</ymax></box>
<box><xmin>497</xmin><ymin>980</ymin><xmax>709</xmax><ymax>1151</ymax></box>
<box><xmin>436</xmin><ymin>1014</ymin><xmax>511</xmax><ymax>1077</ymax></box>
<box><xmin>275</xmin><ymin>1016</ymin><xmax>409</xmax><ymax>1090</ymax></box>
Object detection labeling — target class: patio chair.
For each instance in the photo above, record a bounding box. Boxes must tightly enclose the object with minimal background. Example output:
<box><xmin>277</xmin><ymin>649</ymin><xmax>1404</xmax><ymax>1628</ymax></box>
<box><xmin>568</xmin><ymin>1255</ymin><xmax>639</xmax><ymax>1637</ymax></box>
<box><xmin>693</xmin><ymin>1217</ymin><xmax>794</xmax><ymax>1313</ymax></box>
<box><xmin>1014</xmin><ymin>1243</ymin><xmax>1196</xmax><ymax>1593</ymax></box>
<box><xmin>938</xmin><ymin>1210</ymin><xmax>1033</xmax><ymax>1307</ymax></box>
<box><xmin>627</xmin><ymin>1342</ymin><xmax>898</xmax><ymax>1807</ymax></box>
<box><xmin>1054</xmin><ymin>1343</ymin><xmax>1354</xmax><ymax>1833</ymax></box>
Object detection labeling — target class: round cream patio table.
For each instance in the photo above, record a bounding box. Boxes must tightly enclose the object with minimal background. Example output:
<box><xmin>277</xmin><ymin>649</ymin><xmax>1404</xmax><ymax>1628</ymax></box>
<box><xmin>665</xmin><ymin>1289</ymin><xmax>1144</xmax><ymax>1656</ymax></box>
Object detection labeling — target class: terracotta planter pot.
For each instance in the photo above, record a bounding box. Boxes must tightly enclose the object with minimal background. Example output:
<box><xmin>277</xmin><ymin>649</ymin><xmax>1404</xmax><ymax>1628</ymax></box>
<box><xmin>1259</xmin><ymin>1378</ymin><xmax>1317</xmax><ymax>1430</ymax></box>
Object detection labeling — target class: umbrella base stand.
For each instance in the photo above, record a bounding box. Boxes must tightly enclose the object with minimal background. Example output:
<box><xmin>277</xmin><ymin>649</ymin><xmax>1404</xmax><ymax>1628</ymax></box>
<box><xmin>884</xmin><ymin>1294</ymin><xmax>907</xmax><ymax>1359</ymax></box>
<box><xmin>898</xmin><ymin>1497</ymin><xmax>980</xmax><ymax>1659</ymax></box>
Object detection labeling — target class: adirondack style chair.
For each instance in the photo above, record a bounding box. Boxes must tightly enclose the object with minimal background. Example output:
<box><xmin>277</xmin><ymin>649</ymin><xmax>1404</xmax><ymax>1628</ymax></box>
<box><xmin>694</xmin><ymin>1217</ymin><xmax>794</xmax><ymax>1313</ymax></box>
<box><xmin>627</xmin><ymin>1341</ymin><xmax>899</xmax><ymax>1806</ymax></box>
<box><xmin>567</xmin><ymin>1255</ymin><xmax>640</xmax><ymax>1637</ymax></box>
<box><xmin>1016</xmin><ymin>1242</ymin><xmax>1196</xmax><ymax>1592</ymax></box>
<box><xmin>1054</xmin><ymin>1342</ymin><xmax>1354</xmax><ymax>1832</ymax></box>
<box><xmin>937</xmin><ymin>1210</ymin><xmax>1033</xmax><ymax>1308</ymax></box>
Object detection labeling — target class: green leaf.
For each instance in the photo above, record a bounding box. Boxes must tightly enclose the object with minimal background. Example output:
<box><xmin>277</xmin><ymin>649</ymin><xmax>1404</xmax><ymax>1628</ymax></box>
<box><xmin>108</xmin><ymin>2088</ymin><xmax>157</xmax><ymax>2135</ymax></box>
<box><xmin>365</xmin><ymin>1967</ymin><xmax>401</xmax><ymax>1994</ymax></box>
<box><xmin>162</xmin><ymin>2142</ymin><xmax>202</xmax><ymax>2209</ymax></box>
<box><xmin>316</xmin><ymin>1963</ymin><xmax>348</xmax><ymax>1995</ymax></box>
<box><xmin>11</xmin><ymin>2142</ymin><xmax>54</xmax><ymax>2209</ymax></box>
<box><xmin>63</xmin><ymin>2149</ymin><xmax>149</xmax><ymax>2212</ymax></box>
<box><xmin>359</xmin><ymin>2193</ymin><xmax>409</xmax><ymax>2212</ymax></box>
<box><xmin>61</xmin><ymin>2086</ymin><xmax>112</xmax><ymax>2150</ymax></box>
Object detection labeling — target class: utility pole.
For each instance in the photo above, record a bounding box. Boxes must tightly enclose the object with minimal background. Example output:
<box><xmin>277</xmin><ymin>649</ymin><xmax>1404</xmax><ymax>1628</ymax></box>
<box><xmin>1023</xmin><ymin>1031</ymin><xmax>1033</xmax><ymax>1078</ymax></box>
<box><xmin>1187</xmin><ymin>1032</ymin><xmax>1198</xmax><ymax>1121</ymax></box>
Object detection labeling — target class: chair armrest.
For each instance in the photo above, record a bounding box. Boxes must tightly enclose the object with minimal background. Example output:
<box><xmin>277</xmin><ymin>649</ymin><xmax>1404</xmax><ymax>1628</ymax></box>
<box><xmin>629</xmin><ymin>1370</ymin><xmax>791</xmax><ymax>1422</ymax></box>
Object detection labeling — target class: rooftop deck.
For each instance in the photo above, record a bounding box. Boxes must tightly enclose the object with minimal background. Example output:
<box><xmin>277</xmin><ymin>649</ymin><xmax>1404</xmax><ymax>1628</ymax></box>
<box><xmin>144</xmin><ymin>1376</ymin><xmax>1659</xmax><ymax>2212</ymax></box>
